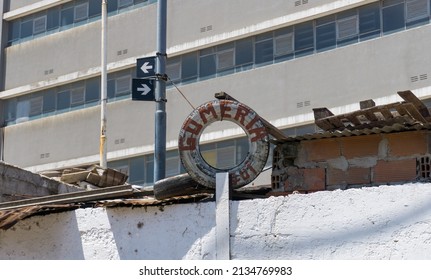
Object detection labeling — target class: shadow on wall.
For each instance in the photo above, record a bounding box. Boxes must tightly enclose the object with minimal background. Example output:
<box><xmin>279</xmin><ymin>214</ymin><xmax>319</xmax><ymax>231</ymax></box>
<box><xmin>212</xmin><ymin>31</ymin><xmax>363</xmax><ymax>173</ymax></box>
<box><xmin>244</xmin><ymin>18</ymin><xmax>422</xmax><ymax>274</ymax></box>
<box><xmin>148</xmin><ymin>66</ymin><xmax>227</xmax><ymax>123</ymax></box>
<box><xmin>0</xmin><ymin>211</ymin><xmax>85</xmax><ymax>260</ymax></box>
<box><xmin>107</xmin><ymin>202</ymin><xmax>217</xmax><ymax>260</ymax></box>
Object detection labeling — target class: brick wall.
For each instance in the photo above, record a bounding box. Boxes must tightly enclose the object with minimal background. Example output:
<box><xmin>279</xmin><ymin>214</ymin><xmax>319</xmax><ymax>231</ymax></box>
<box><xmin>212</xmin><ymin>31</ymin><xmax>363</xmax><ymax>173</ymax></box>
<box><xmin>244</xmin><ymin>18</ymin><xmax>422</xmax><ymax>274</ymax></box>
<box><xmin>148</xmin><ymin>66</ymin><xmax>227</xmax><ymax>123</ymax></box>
<box><xmin>271</xmin><ymin>130</ymin><xmax>431</xmax><ymax>193</ymax></box>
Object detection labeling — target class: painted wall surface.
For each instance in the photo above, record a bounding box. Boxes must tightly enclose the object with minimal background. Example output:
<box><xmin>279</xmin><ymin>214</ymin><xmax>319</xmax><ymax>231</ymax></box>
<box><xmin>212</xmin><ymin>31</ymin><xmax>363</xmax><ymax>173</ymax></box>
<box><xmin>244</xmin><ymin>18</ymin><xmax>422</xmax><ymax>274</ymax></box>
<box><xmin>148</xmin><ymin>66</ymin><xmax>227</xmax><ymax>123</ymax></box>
<box><xmin>1</xmin><ymin>183</ymin><xmax>431</xmax><ymax>259</ymax></box>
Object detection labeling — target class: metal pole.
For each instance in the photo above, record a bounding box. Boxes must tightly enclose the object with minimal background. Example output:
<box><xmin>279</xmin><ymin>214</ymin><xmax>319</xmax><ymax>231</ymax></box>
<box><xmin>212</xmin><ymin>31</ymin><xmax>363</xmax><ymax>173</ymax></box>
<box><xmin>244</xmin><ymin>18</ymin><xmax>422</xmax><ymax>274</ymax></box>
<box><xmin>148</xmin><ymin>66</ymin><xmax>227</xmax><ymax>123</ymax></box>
<box><xmin>154</xmin><ymin>0</ymin><xmax>167</xmax><ymax>181</ymax></box>
<box><xmin>100</xmin><ymin>0</ymin><xmax>108</xmax><ymax>168</ymax></box>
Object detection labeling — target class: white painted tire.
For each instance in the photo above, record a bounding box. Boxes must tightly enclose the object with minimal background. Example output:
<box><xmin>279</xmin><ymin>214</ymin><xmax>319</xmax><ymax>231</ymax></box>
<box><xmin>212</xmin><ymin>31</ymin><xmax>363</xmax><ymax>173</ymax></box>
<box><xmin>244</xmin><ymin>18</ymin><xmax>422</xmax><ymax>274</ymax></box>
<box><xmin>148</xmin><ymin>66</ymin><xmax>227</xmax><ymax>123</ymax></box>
<box><xmin>178</xmin><ymin>99</ymin><xmax>270</xmax><ymax>189</ymax></box>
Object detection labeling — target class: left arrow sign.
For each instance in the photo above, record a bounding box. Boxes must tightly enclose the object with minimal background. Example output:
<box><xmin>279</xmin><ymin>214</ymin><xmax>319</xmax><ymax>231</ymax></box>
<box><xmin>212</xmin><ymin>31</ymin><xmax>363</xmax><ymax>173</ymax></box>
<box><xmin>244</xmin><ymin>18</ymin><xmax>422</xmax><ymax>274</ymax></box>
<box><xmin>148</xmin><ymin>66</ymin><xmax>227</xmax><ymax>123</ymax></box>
<box><xmin>136</xmin><ymin>56</ymin><xmax>156</xmax><ymax>78</ymax></box>
<box><xmin>132</xmin><ymin>79</ymin><xmax>155</xmax><ymax>101</ymax></box>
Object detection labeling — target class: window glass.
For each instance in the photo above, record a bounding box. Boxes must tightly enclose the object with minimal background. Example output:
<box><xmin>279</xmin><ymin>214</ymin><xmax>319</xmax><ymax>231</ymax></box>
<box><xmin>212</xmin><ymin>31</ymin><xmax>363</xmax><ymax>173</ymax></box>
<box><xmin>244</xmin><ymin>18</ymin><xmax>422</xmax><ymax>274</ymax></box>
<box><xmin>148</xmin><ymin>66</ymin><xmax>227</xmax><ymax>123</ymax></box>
<box><xmin>217</xmin><ymin>146</ymin><xmax>236</xmax><ymax>169</ymax></box>
<box><xmin>43</xmin><ymin>90</ymin><xmax>56</xmax><ymax>113</ymax></box>
<box><xmin>70</xmin><ymin>87</ymin><xmax>85</xmax><ymax>107</ymax></box>
<box><xmin>4</xmin><ymin>99</ymin><xmax>17</xmax><ymax>122</ymax></box>
<box><xmin>236</xmin><ymin>137</ymin><xmax>249</xmax><ymax>165</ymax></box>
<box><xmin>47</xmin><ymin>8</ymin><xmax>60</xmax><ymax>30</ymax></box>
<box><xmin>337</xmin><ymin>13</ymin><xmax>359</xmax><ymax>45</ymax></box>
<box><xmin>406</xmin><ymin>0</ymin><xmax>430</xmax><ymax>27</ymax></box>
<box><xmin>74</xmin><ymin>3</ymin><xmax>89</xmax><ymax>22</ymax></box>
<box><xmin>8</xmin><ymin>21</ymin><xmax>20</xmax><ymax>42</ymax></box>
<box><xmin>199</xmin><ymin>54</ymin><xmax>216</xmax><ymax>78</ymax></box>
<box><xmin>107</xmin><ymin>0</ymin><xmax>119</xmax><ymax>13</ymax></box>
<box><xmin>316</xmin><ymin>21</ymin><xmax>336</xmax><ymax>52</ymax></box>
<box><xmin>359</xmin><ymin>3</ymin><xmax>381</xmax><ymax>40</ymax></box>
<box><xmin>181</xmin><ymin>52</ymin><xmax>198</xmax><ymax>81</ymax></box>
<box><xmin>20</xmin><ymin>20</ymin><xmax>33</xmax><ymax>39</ymax></box>
<box><xmin>235</xmin><ymin>38</ymin><xmax>253</xmax><ymax>66</ymax></box>
<box><xmin>119</xmin><ymin>0</ymin><xmax>134</xmax><ymax>8</ymax></box>
<box><xmin>85</xmin><ymin>78</ymin><xmax>100</xmax><ymax>102</ymax></box>
<box><xmin>166</xmin><ymin>57</ymin><xmax>181</xmax><ymax>82</ymax></box>
<box><xmin>255</xmin><ymin>37</ymin><xmax>273</xmax><ymax>65</ymax></box>
<box><xmin>107</xmin><ymin>79</ymin><xmax>116</xmax><ymax>99</ymax></box>
<box><xmin>88</xmin><ymin>1</ymin><xmax>102</xmax><ymax>17</ymax></box>
<box><xmin>16</xmin><ymin>98</ymin><xmax>30</xmax><ymax>122</ymax></box>
<box><xmin>116</xmin><ymin>76</ymin><xmax>131</xmax><ymax>96</ymax></box>
<box><xmin>61</xmin><ymin>7</ymin><xmax>74</xmax><ymax>27</ymax></box>
<box><xmin>275</xmin><ymin>32</ymin><xmax>294</xmax><ymax>56</ymax></box>
<box><xmin>29</xmin><ymin>96</ymin><xmax>43</xmax><ymax>117</ymax></box>
<box><xmin>33</xmin><ymin>16</ymin><xmax>47</xmax><ymax>34</ymax></box>
<box><xmin>217</xmin><ymin>43</ymin><xmax>234</xmax><ymax>71</ymax></box>
<box><xmin>57</xmin><ymin>91</ymin><xmax>70</xmax><ymax>111</ymax></box>
<box><xmin>145</xmin><ymin>158</ymin><xmax>154</xmax><ymax>185</ymax></box>
<box><xmin>382</xmin><ymin>1</ymin><xmax>405</xmax><ymax>33</ymax></box>
<box><xmin>129</xmin><ymin>157</ymin><xmax>146</xmax><ymax>184</ymax></box>
<box><xmin>294</xmin><ymin>21</ymin><xmax>314</xmax><ymax>56</ymax></box>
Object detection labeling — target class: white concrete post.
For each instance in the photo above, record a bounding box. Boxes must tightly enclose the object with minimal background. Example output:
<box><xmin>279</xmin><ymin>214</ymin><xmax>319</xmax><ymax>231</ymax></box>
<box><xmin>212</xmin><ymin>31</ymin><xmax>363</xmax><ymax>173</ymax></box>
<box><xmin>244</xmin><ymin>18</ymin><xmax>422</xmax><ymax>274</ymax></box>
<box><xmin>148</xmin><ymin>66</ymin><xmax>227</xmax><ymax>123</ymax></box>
<box><xmin>216</xmin><ymin>172</ymin><xmax>230</xmax><ymax>260</ymax></box>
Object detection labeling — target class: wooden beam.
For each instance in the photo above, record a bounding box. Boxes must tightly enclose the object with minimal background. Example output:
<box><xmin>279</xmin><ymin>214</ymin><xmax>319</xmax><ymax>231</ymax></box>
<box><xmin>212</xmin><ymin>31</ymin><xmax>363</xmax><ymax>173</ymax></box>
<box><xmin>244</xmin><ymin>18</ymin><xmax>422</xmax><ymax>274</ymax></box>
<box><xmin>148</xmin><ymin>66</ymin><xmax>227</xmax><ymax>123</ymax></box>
<box><xmin>398</xmin><ymin>90</ymin><xmax>430</xmax><ymax>118</ymax></box>
<box><xmin>215</xmin><ymin>92</ymin><xmax>289</xmax><ymax>140</ymax></box>
<box><xmin>0</xmin><ymin>185</ymin><xmax>136</xmax><ymax>211</ymax></box>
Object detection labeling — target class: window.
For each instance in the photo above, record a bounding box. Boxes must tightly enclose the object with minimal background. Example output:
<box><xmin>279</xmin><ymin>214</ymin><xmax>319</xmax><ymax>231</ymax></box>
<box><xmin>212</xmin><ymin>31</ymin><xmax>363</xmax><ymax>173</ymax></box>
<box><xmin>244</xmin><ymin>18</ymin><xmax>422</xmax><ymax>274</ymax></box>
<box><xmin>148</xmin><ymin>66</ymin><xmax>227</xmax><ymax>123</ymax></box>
<box><xmin>181</xmin><ymin>53</ymin><xmax>198</xmax><ymax>81</ymax></box>
<box><xmin>71</xmin><ymin>87</ymin><xmax>85</xmax><ymax>107</ymax></box>
<box><xmin>294</xmin><ymin>21</ymin><xmax>314</xmax><ymax>56</ymax></box>
<box><xmin>235</xmin><ymin>38</ymin><xmax>253</xmax><ymax>67</ymax></box>
<box><xmin>20</xmin><ymin>20</ymin><xmax>33</xmax><ymax>39</ymax></box>
<box><xmin>406</xmin><ymin>0</ymin><xmax>430</xmax><ymax>26</ymax></box>
<box><xmin>16</xmin><ymin>99</ymin><xmax>30</xmax><ymax>123</ymax></box>
<box><xmin>29</xmin><ymin>96</ymin><xmax>43</xmax><ymax>117</ymax></box>
<box><xmin>61</xmin><ymin>6</ymin><xmax>74</xmax><ymax>28</ymax></box>
<box><xmin>255</xmin><ymin>32</ymin><xmax>274</xmax><ymax>65</ymax></box>
<box><xmin>199</xmin><ymin>48</ymin><xmax>216</xmax><ymax>78</ymax></box>
<box><xmin>274</xmin><ymin>28</ymin><xmax>294</xmax><ymax>58</ymax></box>
<box><xmin>47</xmin><ymin>8</ymin><xmax>60</xmax><ymax>31</ymax></box>
<box><xmin>359</xmin><ymin>3</ymin><xmax>381</xmax><ymax>40</ymax></box>
<box><xmin>116</xmin><ymin>76</ymin><xmax>131</xmax><ymax>96</ymax></box>
<box><xmin>337</xmin><ymin>11</ymin><xmax>359</xmax><ymax>45</ymax></box>
<box><xmin>316</xmin><ymin>16</ymin><xmax>336</xmax><ymax>52</ymax></box>
<box><xmin>43</xmin><ymin>90</ymin><xmax>56</xmax><ymax>114</ymax></box>
<box><xmin>85</xmin><ymin>78</ymin><xmax>100</xmax><ymax>103</ymax></box>
<box><xmin>74</xmin><ymin>3</ymin><xmax>89</xmax><ymax>22</ymax></box>
<box><xmin>33</xmin><ymin>16</ymin><xmax>47</xmax><ymax>34</ymax></box>
<box><xmin>217</xmin><ymin>43</ymin><xmax>235</xmax><ymax>72</ymax></box>
<box><xmin>119</xmin><ymin>0</ymin><xmax>134</xmax><ymax>8</ymax></box>
<box><xmin>57</xmin><ymin>91</ymin><xmax>70</xmax><ymax>111</ymax></box>
<box><xmin>129</xmin><ymin>157</ymin><xmax>146</xmax><ymax>184</ymax></box>
<box><xmin>166</xmin><ymin>57</ymin><xmax>181</xmax><ymax>82</ymax></box>
<box><xmin>382</xmin><ymin>0</ymin><xmax>406</xmax><ymax>33</ymax></box>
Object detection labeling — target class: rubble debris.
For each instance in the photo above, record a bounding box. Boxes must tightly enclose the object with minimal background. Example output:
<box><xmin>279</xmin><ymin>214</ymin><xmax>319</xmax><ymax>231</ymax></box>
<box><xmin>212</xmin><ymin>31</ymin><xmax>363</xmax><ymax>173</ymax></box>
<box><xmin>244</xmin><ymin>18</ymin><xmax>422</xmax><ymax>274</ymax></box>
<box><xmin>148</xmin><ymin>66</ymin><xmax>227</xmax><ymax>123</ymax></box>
<box><xmin>44</xmin><ymin>165</ymin><xmax>128</xmax><ymax>189</ymax></box>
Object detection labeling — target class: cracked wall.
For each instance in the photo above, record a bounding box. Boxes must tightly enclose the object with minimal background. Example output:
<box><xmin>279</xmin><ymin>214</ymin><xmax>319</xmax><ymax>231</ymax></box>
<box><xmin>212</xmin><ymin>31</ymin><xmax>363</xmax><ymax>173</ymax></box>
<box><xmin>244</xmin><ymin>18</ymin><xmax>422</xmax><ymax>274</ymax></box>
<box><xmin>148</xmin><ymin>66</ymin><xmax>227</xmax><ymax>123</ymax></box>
<box><xmin>2</xmin><ymin>182</ymin><xmax>431</xmax><ymax>259</ymax></box>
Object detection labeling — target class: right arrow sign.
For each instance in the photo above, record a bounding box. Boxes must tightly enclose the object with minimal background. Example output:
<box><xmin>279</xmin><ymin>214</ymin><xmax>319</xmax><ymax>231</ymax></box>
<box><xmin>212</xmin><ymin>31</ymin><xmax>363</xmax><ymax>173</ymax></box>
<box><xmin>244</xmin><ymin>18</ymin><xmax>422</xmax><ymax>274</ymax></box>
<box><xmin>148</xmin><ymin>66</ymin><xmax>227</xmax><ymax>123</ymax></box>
<box><xmin>132</xmin><ymin>79</ymin><xmax>155</xmax><ymax>101</ymax></box>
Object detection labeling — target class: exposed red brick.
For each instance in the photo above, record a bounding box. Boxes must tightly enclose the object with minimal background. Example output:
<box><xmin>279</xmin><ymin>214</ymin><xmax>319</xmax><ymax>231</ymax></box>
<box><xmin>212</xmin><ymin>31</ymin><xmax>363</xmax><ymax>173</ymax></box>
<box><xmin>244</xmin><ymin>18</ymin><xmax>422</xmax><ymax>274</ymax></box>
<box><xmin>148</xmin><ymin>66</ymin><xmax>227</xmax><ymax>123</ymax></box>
<box><xmin>386</xmin><ymin>131</ymin><xmax>429</xmax><ymax>157</ymax></box>
<box><xmin>374</xmin><ymin>159</ymin><xmax>417</xmax><ymax>184</ymax></box>
<box><xmin>303</xmin><ymin>168</ymin><xmax>326</xmax><ymax>191</ymax></box>
<box><xmin>301</xmin><ymin>139</ymin><xmax>341</xmax><ymax>162</ymax></box>
<box><xmin>285</xmin><ymin>168</ymin><xmax>325</xmax><ymax>192</ymax></box>
<box><xmin>341</xmin><ymin>134</ymin><xmax>381</xmax><ymax>159</ymax></box>
<box><xmin>327</xmin><ymin>167</ymin><xmax>371</xmax><ymax>186</ymax></box>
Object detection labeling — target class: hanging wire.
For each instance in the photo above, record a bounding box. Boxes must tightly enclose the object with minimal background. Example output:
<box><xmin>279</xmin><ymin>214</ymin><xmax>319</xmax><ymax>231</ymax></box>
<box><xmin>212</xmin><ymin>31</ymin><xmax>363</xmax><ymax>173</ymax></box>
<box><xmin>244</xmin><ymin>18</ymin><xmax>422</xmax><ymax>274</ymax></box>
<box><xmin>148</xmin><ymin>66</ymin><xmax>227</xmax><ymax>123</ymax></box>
<box><xmin>166</xmin><ymin>76</ymin><xmax>196</xmax><ymax>110</ymax></box>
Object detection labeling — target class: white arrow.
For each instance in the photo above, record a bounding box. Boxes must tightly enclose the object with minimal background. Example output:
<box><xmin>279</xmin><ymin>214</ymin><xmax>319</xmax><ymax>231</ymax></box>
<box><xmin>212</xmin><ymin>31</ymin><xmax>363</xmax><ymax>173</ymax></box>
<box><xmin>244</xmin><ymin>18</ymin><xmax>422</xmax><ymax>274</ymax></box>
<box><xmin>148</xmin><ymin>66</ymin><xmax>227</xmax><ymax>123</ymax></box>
<box><xmin>140</xmin><ymin>61</ymin><xmax>153</xmax><ymax>74</ymax></box>
<box><xmin>137</xmin><ymin>84</ymin><xmax>151</xmax><ymax>95</ymax></box>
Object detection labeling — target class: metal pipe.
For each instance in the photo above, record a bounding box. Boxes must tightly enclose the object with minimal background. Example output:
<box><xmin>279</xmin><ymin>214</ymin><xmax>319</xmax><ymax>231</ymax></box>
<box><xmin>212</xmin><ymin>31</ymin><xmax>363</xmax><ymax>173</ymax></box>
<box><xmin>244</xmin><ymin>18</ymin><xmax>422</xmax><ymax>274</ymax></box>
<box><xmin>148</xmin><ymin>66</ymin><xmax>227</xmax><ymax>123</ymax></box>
<box><xmin>100</xmin><ymin>0</ymin><xmax>108</xmax><ymax>168</ymax></box>
<box><xmin>154</xmin><ymin>0</ymin><xmax>167</xmax><ymax>181</ymax></box>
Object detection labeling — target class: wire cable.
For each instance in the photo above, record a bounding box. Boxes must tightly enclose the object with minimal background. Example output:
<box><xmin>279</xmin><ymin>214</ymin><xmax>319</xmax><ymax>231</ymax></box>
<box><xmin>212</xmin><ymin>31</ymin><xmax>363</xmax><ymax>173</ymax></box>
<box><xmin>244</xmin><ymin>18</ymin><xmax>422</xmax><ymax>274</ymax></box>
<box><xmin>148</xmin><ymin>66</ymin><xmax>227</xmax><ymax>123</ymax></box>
<box><xmin>166</xmin><ymin>76</ymin><xmax>196</xmax><ymax>110</ymax></box>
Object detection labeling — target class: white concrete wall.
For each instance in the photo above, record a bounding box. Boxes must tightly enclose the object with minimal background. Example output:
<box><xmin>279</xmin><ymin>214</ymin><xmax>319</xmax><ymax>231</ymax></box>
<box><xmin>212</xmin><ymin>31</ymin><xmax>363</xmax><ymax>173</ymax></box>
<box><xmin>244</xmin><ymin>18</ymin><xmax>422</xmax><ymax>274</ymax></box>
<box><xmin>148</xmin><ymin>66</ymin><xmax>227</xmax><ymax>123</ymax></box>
<box><xmin>2</xmin><ymin>183</ymin><xmax>431</xmax><ymax>259</ymax></box>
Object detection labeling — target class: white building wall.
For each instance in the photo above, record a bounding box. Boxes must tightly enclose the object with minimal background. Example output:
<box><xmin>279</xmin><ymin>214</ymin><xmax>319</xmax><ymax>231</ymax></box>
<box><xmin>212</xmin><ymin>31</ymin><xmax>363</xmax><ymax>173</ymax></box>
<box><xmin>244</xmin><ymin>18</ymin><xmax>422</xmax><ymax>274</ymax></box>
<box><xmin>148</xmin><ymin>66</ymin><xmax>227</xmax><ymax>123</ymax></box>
<box><xmin>1</xmin><ymin>183</ymin><xmax>431</xmax><ymax>260</ymax></box>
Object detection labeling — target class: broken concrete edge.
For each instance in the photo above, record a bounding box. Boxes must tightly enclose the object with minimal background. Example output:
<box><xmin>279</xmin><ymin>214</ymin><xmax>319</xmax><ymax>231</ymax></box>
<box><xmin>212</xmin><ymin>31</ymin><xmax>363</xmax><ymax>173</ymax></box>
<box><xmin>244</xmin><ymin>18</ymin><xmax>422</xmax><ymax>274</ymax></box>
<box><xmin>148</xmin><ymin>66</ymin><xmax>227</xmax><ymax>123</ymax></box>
<box><xmin>0</xmin><ymin>161</ymin><xmax>81</xmax><ymax>197</ymax></box>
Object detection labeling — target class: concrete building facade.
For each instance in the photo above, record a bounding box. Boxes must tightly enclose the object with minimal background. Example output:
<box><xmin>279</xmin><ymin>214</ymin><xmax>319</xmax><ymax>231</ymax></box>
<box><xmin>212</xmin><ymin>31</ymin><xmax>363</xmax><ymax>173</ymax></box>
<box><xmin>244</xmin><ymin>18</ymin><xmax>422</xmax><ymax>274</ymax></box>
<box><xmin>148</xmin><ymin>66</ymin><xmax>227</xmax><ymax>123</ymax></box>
<box><xmin>1</xmin><ymin>0</ymin><xmax>431</xmax><ymax>187</ymax></box>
